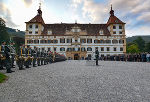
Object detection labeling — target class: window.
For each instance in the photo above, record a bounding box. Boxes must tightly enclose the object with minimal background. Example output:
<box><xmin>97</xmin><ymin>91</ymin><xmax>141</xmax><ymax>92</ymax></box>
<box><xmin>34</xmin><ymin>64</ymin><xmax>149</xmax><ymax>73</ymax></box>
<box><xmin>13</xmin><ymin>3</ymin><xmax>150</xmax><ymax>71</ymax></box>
<box><xmin>60</xmin><ymin>47</ymin><xmax>65</xmax><ymax>51</ymax></box>
<box><xmin>45</xmin><ymin>40</ymin><xmax>48</xmax><ymax>43</ymax></box>
<box><xmin>35</xmin><ymin>25</ymin><xmax>38</xmax><ymax>28</ymax></box>
<box><xmin>100</xmin><ymin>40</ymin><xmax>105</xmax><ymax>44</ymax></box>
<box><xmin>60</xmin><ymin>38</ymin><xmax>65</xmax><ymax>43</ymax></box>
<box><xmin>29</xmin><ymin>31</ymin><xmax>32</xmax><ymax>34</ymax></box>
<box><xmin>47</xmin><ymin>40</ymin><xmax>53</xmax><ymax>43</ymax></box>
<box><xmin>48</xmin><ymin>30</ymin><xmax>52</xmax><ymax>35</ymax></box>
<box><xmin>54</xmin><ymin>47</ymin><xmax>57</xmax><ymax>51</ymax></box>
<box><xmin>119</xmin><ymin>40</ymin><xmax>124</xmax><ymax>44</ymax></box>
<box><xmin>101</xmin><ymin>47</ymin><xmax>104</xmax><ymax>51</ymax></box>
<box><xmin>87</xmin><ymin>47</ymin><xmax>92</xmax><ymax>51</ymax></box>
<box><xmin>113</xmin><ymin>31</ymin><xmax>116</xmax><ymax>34</ymax></box>
<box><xmin>107</xmin><ymin>47</ymin><xmax>110</xmax><ymax>51</ymax></box>
<box><xmin>113</xmin><ymin>26</ymin><xmax>116</xmax><ymax>29</ymax></box>
<box><xmin>35</xmin><ymin>31</ymin><xmax>38</xmax><ymax>34</ymax></box>
<box><xmin>94</xmin><ymin>40</ymin><xmax>99</xmax><ymax>43</ymax></box>
<box><xmin>81</xmin><ymin>47</ymin><xmax>86</xmax><ymax>52</ymax></box>
<box><xmin>67</xmin><ymin>48</ymin><xmax>72</xmax><ymax>52</ymax></box>
<box><xmin>40</xmin><ymin>40</ymin><xmax>45</xmax><ymax>44</ymax></box>
<box><xmin>75</xmin><ymin>40</ymin><xmax>78</xmax><ymax>43</ymax></box>
<box><xmin>34</xmin><ymin>40</ymin><xmax>39</xmax><ymax>44</ymax></box>
<box><xmin>112</xmin><ymin>40</ymin><xmax>118</xmax><ymax>44</ymax></box>
<box><xmin>78</xmin><ymin>48</ymin><xmax>80</xmax><ymax>51</ymax></box>
<box><xmin>119</xmin><ymin>25</ymin><xmax>122</xmax><ymax>29</ymax></box>
<box><xmin>67</xmin><ymin>39</ymin><xmax>72</xmax><ymax>43</ymax></box>
<box><xmin>29</xmin><ymin>25</ymin><xmax>32</xmax><ymax>29</ymax></box>
<box><xmin>87</xmin><ymin>39</ymin><xmax>92</xmax><ymax>43</ymax></box>
<box><xmin>120</xmin><ymin>47</ymin><xmax>123</xmax><ymax>51</ymax></box>
<box><xmin>119</xmin><ymin>31</ymin><xmax>122</xmax><ymax>34</ymax></box>
<box><xmin>105</xmin><ymin>40</ymin><xmax>111</xmax><ymax>44</ymax></box>
<box><xmin>99</xmin><ymin>30</ymin><xmax>103</xmax><ymax>35</ymax></box>
<box><xmin>80</xmin><ymin>39</ymin><xmax>86</xmax><ymax>43</ymax></box>
<box><xmin>48</xmin><ymin>40</ymin><xmax>51</xmax><ymax>43</ymax></box>
<box><xmin>72</xmin><ymin>28</ymin><xmax>81</xmax><ymax>32</ymax></box>
<box><xmin>113</xmin><ymin>47</ymin><xmax>117</xmax><ymax>51</ymax></box>
<box><xmin>53</xmin><ymin>40</ymin><xmax>58</xmax><ymax>44</ymax></box>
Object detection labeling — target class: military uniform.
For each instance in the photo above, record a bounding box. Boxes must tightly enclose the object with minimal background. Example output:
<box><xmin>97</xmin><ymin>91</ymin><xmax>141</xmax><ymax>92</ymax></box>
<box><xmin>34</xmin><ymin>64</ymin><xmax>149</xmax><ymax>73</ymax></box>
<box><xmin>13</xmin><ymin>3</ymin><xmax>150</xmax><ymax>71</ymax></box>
<box><xmin>24</xmin><ymin>46</ymin><xmax>31</xmax><ymax>68</ymax></box>
<box><xmin>49</xmin><ymin>52</ymin><xmax>53</xmax><ymax>63</ymax></box>
<box><xmin>32</xmin><ymin>47</ymin><xmax>37</xmax><ymax>67</ymax></box>
<box><xmin>41</xmin><ymin>50</ymin><xmax>44</xmax><ymax>65</ymax></box>
<box><xmin>0</xmin><ymin>44</ymin><xmax>5</xmax><ymax>70</ymax></box>
<box><xmin>37</xmin><ymin>48</ymin><xmax>41</xmax><ymax>66</ymax></box>
<box><xmin>2</xmin><ymin>43</ymin><xmax>15</xmax><ymax>73</ymax></box>
<box><xmin>95</xmin><ymin>49</ymin><xmax>99</xmax><ymax>66</ymax></box>
<box><xmin>17</xmin><ymin>46</ymin><xmax>25</xmax><ymax>70</ymax></box>
<box><xmin>9</xmin><ymin>43</ymin><xmax>16</xmax><ymax>68</ymax></box>
<box><xmin>44</xmin><ymin>50</ymin><xmax>47</xmax><ymax>65</ymax></box>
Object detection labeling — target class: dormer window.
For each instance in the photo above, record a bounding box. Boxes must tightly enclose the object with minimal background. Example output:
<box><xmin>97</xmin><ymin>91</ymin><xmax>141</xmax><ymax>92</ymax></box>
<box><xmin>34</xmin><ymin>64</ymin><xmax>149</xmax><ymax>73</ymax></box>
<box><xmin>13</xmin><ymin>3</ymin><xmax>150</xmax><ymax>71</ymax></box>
<box><xmin>99</xmin><ymin>30</ymin><xmax>103</xmax><ymax>35</ymax></box>
<box><xmin>72</xmin><ymin>28</ymin><xmax>81</xmax><ymax>33</ymax></box>
<box><xmin>48</xmin><ymin>30</ymin><xmax>52</xmax><ymax>35</ymax></box>
<box><xmin>29</xmin><ymin>25</ymin><xmax>32</xmax><ymax>29</ymax></box>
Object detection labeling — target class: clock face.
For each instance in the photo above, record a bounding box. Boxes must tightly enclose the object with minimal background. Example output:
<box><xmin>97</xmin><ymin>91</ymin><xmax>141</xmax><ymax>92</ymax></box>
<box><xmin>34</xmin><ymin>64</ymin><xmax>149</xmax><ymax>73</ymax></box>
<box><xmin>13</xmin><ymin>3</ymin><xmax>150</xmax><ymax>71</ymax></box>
<box><xmin>115</xmin><ymin>20</ymin><xmax>118</xmax><ymax>23</ymax></box>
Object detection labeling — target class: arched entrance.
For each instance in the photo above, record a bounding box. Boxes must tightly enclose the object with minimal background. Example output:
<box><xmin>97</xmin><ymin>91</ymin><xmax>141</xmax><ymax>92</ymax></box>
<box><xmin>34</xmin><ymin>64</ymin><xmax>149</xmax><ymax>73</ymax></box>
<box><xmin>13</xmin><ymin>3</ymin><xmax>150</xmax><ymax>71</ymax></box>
<box><xmin>74</xmin><ymin>54</ymin><xmax>79</xmax><ymax>60</ymax></box>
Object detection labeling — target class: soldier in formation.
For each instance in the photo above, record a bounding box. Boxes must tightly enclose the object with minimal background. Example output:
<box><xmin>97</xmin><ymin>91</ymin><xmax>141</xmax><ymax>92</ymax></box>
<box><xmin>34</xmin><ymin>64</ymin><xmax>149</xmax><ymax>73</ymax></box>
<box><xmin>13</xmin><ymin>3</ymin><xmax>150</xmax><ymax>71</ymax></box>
<box><xmin>98</xmin><ymin>53</ymin><xmax>150</xmax><ymax>62</ymax></box>
<box><xmin>0</xmin><ymin>42</ymin><xmax>66</xmax><ymax>73</ymax></box>
<box><xmin>0</xmin><ymin>41</ymin><xmax>15</xmax><ymax>73</ymax></box>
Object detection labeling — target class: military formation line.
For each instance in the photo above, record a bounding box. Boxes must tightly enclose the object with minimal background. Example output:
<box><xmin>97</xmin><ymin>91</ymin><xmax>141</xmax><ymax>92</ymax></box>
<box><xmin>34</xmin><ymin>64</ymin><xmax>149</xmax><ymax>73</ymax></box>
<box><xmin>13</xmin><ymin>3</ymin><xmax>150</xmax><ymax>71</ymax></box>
<box><xmin>0</xmin><ymin>41</ymin><xmax>66</xmax><ymax>73</ymax></box>
<box><xmin>92</xmin><ymin>53</ymin><xmax>150</xmax><ymax>62</ymax></box>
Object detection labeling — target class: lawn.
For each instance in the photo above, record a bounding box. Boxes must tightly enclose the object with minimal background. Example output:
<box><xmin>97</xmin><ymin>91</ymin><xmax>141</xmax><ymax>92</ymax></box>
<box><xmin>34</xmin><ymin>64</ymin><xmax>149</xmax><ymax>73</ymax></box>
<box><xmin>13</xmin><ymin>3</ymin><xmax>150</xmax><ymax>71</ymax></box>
<box><xmin>0</xmin><ymin>73</ymin><xmax>8</xmax><ymax>83</ymax></box>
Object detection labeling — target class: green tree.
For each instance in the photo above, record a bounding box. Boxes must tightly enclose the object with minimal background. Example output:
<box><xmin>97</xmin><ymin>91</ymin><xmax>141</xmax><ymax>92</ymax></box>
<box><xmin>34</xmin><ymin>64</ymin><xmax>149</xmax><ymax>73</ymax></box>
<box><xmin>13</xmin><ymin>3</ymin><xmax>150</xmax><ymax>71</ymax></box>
<box><xmin>0</xmin><ymin>19</ymin><xmax>10</xmax><ymax>44</ymax></box>
<box><xmin>127</xmin><ymin>44</ymin><xmax>139</xmax><ymax>54</ymax></box>
<box><xmin>145</xmin><ymin>42</ymin><xmax>150</xmax><ymax>52</ymax></box>
<box><xmin>133</xmin><ymin>37</ymin><xmax>145</xmax><ymax>52</ymax></box>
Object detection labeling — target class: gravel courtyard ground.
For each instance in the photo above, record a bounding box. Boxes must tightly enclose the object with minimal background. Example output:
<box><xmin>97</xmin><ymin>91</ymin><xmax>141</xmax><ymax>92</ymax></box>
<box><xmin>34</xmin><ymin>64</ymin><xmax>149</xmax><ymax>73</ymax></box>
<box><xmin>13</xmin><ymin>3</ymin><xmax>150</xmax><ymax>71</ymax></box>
<box><xmin>0</xmin><ymin>60</ymin><xmax>150</xmax><ymax>102</ymax></box>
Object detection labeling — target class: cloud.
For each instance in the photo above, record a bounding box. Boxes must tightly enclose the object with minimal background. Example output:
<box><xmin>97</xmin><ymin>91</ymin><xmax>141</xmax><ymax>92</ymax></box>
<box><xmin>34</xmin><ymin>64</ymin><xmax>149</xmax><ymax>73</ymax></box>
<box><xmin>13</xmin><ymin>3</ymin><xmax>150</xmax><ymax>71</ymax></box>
<box><xmin>71</xmin><ymin>0</ymin><xmax>109</xmax><ymax>23</ymax></box>
<box><xmin>126</xmin><ymin>26</ymin><xmax>150</xmax><ymax>37</ymax></box>
<box><xmin>137</xmin><ymin>12</ymin><xmax>150</xmax><ymax>22</ymax></box>
<box><xmin>0</xmin><ymin>2</ymin><xmax>18</xmax><ymax>27</ymax></box>
<box><xmin>22</xmin><ymin>0</ymin><xmax>32</xmax><ymax>7</ymax></box>
<box><xmin>71</xmin><ymin>0</ymin><xmax>150</xmax><ymax>36</ymax></box>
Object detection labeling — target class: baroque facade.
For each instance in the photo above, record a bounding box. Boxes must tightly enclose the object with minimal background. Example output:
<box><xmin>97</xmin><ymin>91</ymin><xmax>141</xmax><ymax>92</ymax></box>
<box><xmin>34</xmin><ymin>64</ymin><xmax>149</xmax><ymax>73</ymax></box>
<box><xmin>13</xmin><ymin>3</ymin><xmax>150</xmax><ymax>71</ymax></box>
<box><xmin>25</xmin><ymin>6</ymin><xmax>126</xmax><ymax>60</ymax></box>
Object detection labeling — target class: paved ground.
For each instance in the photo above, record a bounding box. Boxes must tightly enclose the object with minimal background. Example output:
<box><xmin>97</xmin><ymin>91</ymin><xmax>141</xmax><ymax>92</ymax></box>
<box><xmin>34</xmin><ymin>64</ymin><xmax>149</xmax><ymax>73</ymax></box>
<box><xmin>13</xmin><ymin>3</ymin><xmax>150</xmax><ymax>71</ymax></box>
<box><xmin>0</xmin><ymin>61</ymin><xmax>150</xmax><ymax>102</ymax></box>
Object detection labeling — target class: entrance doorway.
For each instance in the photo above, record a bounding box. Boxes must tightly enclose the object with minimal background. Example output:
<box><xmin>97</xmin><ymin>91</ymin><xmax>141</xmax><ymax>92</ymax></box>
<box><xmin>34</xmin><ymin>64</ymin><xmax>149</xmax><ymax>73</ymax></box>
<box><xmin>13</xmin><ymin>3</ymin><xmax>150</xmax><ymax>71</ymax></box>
<box><xmin>74</xmin><ymin>54</ymin><xmax>79</xmax><ymax>60</ymax></box>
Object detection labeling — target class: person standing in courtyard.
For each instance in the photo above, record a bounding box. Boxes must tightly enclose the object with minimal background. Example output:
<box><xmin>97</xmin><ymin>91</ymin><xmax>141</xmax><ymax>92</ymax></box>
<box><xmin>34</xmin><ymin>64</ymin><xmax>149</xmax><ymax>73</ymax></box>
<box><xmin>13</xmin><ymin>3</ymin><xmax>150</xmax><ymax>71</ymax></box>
<box><xmin>95</xmin><ymin>48</ymin><xmax>99</xmax><ymax>66</ymax></box>
<box><xmin>9</xmin><ymin>41</ymin><xmax>16</xmax><ymax>68</ymax></box>
<box><xmin>3</xmin><ymin>41</ymin><xmax>15</xmax><ymax>73</ymax></box>
<box><xmin>146</xmin><ymin>52</ymin><xmax>150</xmax><ymax>62</ymax></box>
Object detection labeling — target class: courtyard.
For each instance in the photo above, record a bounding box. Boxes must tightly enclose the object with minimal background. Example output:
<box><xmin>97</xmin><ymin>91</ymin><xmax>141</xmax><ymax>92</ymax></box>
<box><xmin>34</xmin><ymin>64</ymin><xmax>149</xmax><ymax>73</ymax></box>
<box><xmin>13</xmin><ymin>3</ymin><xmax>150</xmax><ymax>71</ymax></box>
<box><xmin>0</xmin><ymin>61</ymin><xmax>150</xmax><ymax>102</ymax></box>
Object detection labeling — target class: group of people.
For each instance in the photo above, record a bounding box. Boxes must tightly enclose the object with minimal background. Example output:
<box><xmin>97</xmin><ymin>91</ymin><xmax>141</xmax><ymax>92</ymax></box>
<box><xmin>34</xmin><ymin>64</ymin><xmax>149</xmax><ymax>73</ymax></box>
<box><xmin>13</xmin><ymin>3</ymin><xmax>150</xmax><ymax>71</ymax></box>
<box><xmin>99</xmin><ymin>53</ymin><xmax>150</xmax><ymax>62</ymax></box>
<box><xmin>0</xmin><ymin>41</ymin><xmax>66</xmax><ymax>73</ymax></box>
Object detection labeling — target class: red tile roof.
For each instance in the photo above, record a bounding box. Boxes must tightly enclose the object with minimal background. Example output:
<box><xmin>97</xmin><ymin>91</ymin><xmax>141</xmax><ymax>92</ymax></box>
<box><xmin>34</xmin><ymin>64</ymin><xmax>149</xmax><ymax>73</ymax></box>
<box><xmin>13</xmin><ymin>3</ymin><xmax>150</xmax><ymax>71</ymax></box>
<box><xmin>25</xmin><ymin>15</ymin><xmax>45</xmax><ymax>25</ymax></box>
<box><xmin>42</xmin><ymin>23</ymin><xmax>111</xmax><ymax>36</ymax></box>
<box><xmin>107</xmin><ymin>15</ymin><xmax>125</xmax><ymax>25</ymax></box>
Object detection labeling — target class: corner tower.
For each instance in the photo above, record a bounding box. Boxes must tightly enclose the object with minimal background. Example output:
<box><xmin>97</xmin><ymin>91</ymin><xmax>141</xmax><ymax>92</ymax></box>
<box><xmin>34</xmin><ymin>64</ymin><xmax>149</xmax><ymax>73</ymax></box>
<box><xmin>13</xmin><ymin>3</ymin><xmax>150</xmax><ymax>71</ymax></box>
<box><xmin>107</xmin><ymin>5</ymin><xmax>126</xmax><ymax>54</ymax></box>
<box><xmin>25</xmin><ymin>4</ymin><xmax>45</xmax><ymax>46</ymax></box>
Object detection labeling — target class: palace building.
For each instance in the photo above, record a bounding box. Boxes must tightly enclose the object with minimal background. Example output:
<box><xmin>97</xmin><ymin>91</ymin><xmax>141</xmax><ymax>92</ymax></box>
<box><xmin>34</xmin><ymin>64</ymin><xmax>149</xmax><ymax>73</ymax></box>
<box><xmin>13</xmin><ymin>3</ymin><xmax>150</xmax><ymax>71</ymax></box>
<box><xmin>25</xmin><ymin>5</ymin><xmax>126</xmax><ymax>60</ymax></box>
